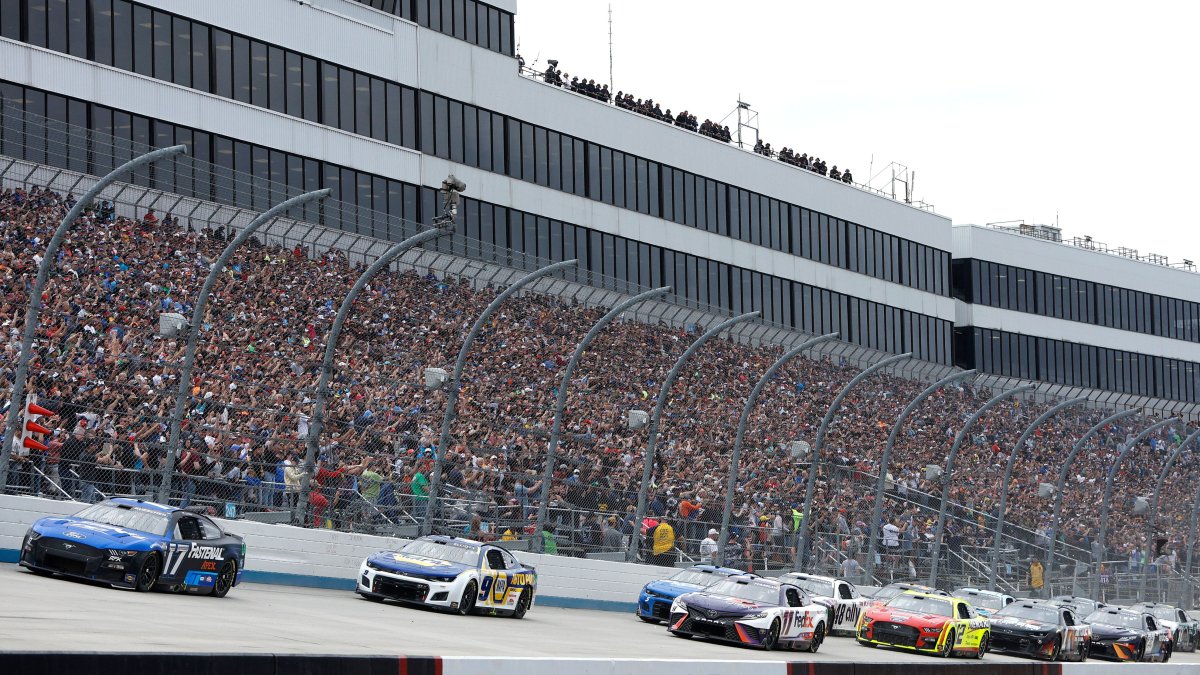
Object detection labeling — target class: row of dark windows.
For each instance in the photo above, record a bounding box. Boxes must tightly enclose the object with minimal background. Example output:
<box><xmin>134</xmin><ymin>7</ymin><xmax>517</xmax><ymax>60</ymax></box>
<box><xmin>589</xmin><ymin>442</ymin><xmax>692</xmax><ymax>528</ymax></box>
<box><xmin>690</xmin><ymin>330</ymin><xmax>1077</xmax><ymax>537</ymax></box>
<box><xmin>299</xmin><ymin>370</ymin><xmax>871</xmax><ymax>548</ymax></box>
<box><xmin>351</xmin><ymin>0</ymin><xmax>514</xmax><ymax>56</ymax></box>
<box><xmin>953</xmin><ymin>258</ymin><xmax>1200</xmax><ymax>344</ymax></box>
<box><xmin>955</xmin><ymin>327</ymin><xmax>1200</xmax><ymax>404</ymax></box>
<box><xmin>0</xmin><ymin>80</ymin><xmax>954</xmax><ymax>365</ymax></box>
<box><xmin>0</xmin><ymin>0</ymin><xmax>952</xmax><ymax>297</ymax></box>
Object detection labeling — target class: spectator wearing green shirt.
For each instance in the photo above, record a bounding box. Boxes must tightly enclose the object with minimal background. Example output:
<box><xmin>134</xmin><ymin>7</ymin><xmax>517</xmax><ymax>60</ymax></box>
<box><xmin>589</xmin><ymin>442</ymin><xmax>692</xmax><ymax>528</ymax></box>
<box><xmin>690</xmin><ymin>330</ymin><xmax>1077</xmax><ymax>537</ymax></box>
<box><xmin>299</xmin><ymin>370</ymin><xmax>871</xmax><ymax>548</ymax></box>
<box><xmin>410</xmin><ymin>460</ymin><xmax>430</xmax><ymax>522</ymax></box>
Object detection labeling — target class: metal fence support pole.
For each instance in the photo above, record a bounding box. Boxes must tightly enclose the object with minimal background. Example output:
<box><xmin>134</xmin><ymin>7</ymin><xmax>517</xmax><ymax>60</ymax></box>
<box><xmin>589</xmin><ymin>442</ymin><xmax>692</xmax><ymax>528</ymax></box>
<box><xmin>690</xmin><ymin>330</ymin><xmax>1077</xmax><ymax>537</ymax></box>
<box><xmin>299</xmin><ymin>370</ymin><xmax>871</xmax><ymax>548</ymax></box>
<box><xmin>627</xmin><ymin>311</ymin><xmax>760</xmax><ymax>562</ymax></box>
<box><xmin>1186</xmin><ymin>480</ymin><xmax>1200</xmax><ymax>592</ymax></box>
<box><xmin>716</xmin><ymin>333</ymin><xmax>839</xmax><ymax>564</ymax></box>
<box><xmin>297</xmin><ymin>226</ymin><xmax>450</xmax><ymax>524</ymax></box>
<box><xmin>864</xmin><ymin>370</ymin><xmax>976</xmax><ymax>583</ymax></box>
<box><xmin>1095</xmin><ymin>418</ymin><xmax>1178</xmax><ymax>598</ymax></box>
<box><xmin>1045</xmin><ymin>409</ymin><xmax>1138</xmax><ymax>592</ymax></box>
<box><xmin>794</xmin><ymin>352</ymin><xmax>913</xmax><ymax>572</ymax></box>
<box><xmin>1139</xmin><ymin>428</ymin><xmax>1200</xmax><ymax>601</ymax></box>
<box><xmin>987</xmin><ymin>397</ymin><xmax>1088</xmax><ymax>590</ymax></box>
<box><xmin>422</xmin><ymin>259</ymin><xmax>579</xmax><ymax>536</ymax></box>
<box><xmin>534</xmin><ymin>287</ymin><xmax>671</xmax><ymax>545</ymax></box>
<box><xmin>158</xmin><ymin>189</ymin><xmax>331</xmax><ymax>503</ymax></box>
<box><xmin>927</xmin><ymin>384</ymin><xmax>1035</xmax><ymax>587</ymax></box>
<box><xmin>0</xmin><ymin>145</ymin><xmax>187</xmax><ymax>491</ymax></box>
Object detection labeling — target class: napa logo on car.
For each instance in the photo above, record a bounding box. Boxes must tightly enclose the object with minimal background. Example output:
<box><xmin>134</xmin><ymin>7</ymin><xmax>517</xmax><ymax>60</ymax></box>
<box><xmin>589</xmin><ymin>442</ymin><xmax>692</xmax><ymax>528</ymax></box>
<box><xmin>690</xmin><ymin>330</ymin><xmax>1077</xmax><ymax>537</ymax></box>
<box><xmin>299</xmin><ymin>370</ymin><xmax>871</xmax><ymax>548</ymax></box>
<box><xmin>390</xmin><ymin>554</ymin><xmax>440</xmax><ymax>567</ymax></box>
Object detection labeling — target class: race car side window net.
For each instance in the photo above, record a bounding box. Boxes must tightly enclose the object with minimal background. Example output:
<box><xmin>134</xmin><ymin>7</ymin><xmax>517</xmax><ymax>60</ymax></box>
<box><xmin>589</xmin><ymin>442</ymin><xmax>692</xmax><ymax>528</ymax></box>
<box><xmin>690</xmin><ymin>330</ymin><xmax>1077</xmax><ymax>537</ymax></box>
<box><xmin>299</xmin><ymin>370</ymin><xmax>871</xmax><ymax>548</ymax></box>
<box><xmin>839</xmin><ymin>584</ymin><xmax>854</xmax><ymax>599</ymax></box>
<box><xmin>177</xmin><ymin>516</ymin><xmax>203</xmax><ymax>541</ymax></box>
<box><xmin>1063</xmin><ymin>611</ymin><xmax>1075</xmax><ymax>626</ymax></box>
<box><xmin>486</xmin><ymin>549</ymin><xmax>506</xmax><ymax>570</ymax></box>
<box><xmin>785</xmin><ymin>589</ymin><xmax>803</xmax><ymax>607</ymax></box>
<box><xmin>957</xmin><ymin>604</ymin><xmax>970</xmax><ymax>619</ymax></box>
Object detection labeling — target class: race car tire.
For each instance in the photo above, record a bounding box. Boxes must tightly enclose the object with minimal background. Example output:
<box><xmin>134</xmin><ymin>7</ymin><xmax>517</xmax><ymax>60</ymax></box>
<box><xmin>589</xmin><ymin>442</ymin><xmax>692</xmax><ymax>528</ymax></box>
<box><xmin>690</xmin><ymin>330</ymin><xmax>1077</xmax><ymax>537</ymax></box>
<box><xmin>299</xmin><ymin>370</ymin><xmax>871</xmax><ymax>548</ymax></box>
<box><xmin>638</xmin><ymin>615</ymin><xmax>659</xmax><ymax>624</ymax></box>
<box><xmin>808</xmin><ymin>622</ymin><xmax>825</xmax><ymax>653</ymax></box>
<box><xmin>1049</xmin><ymin>635</ymin><xmax>1062</xmax><ymax>661</ymax></box>
<box><xmin>135</xmin><ymin>553</ymin><xmax>160</xmax><ymax>593</ymax></box>
<box><xmin>1162</xmin><ymin>641</ymin><xmax>1172</xmax><ymax>663</ymax></box>
<box><xmin>975</xmin><ymin>632</ymin><xmax>988</xmax><ymax>660</ymax></box>
<box><xmin>938</xmin><ymin>629</ymin><xmax>955</xmax><ymax>658</ymax></box>
<box><xmin>1079</xmin><ymin>639</ymin><xmax>1089</xmax><ymax>662</ymax></box>
<box><xmin>210</xmin><ymin>559</ymin><xmax>237</xmax><ymax>598</ymax></box>
<box><xmin>763</xmin><ymin>618</ymin><xmax>781</xmax><ymax>651</ymax></box>
<box><xmin>456</xmin><ymin>580</ymin><xmax>477</xmax><ymax>615</ymax></box>
<box><xmin>511</xmin><ymin>589</ymin><xmax>531</xmax><ymax>619</ymax></box>
<box><xmin>1134</xmin><ymin>642</ymin><xmax>1145</xmax><ymax>662</ymax></box>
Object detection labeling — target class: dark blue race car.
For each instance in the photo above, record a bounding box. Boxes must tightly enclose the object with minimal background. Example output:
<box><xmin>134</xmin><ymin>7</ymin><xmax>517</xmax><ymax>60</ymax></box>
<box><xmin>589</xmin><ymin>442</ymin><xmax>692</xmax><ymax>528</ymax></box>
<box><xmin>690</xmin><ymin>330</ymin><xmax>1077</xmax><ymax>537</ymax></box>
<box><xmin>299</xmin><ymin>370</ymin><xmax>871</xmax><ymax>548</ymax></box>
<box><xmin>19</xmin><ymin>498</ymin><xmax>245</xmax><ymax>597</ymax></box>
<box><xmin>637</xmin><ymin>564</ymin><xmax>744</xmax><ymax>623</ymax></box>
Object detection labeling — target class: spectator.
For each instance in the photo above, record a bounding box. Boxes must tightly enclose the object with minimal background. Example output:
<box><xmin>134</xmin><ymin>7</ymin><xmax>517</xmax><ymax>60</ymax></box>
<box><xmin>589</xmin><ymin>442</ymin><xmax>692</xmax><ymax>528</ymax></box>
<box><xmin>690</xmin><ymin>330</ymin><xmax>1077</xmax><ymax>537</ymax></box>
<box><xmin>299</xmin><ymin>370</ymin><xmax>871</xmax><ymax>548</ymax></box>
<box><xmin>700</xmin><ymin>528</ymin><xmax>719</xmax><ymax>563</ymax></box>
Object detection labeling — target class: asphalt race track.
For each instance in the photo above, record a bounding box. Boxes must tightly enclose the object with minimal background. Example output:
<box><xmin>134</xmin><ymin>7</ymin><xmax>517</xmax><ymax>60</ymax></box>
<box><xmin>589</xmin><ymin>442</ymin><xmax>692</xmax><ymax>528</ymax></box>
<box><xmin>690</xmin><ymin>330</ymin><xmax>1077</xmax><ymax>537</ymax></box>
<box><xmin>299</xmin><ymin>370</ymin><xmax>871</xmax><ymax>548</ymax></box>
<box><xmin>3</xmin><ymin>565</ymin><xmax>1199</xmax><ymax>668</ymax></box>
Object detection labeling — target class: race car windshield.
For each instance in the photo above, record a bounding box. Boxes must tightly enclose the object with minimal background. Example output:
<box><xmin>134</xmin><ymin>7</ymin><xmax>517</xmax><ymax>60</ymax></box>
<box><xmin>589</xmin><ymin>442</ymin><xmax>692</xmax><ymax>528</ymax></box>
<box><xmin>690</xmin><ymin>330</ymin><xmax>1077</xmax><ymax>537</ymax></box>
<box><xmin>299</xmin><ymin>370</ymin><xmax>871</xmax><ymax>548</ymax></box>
<box><xmin>875</xmin><ymin>584</ymin><xmax>925</xmax><ymax>601</ymax></box>
<box><xmin>1143</xmin><ymin>606</ymin><xmax>1176</xmax><ymax>621</ymax></box>
<box><xmin>1086</xmin><ymin>611</ymin><xmax>1143</xmax><ymax>629</ymax></box>
<box><xmin>399</xmin><ymin>540</ymin><xmax>479</xmax><ymax>566</ymax></box>
<box><xmin>956</xmin><ymin>591</ymin><xmax>1004</xmax><ymax>610</ymax></box>
<box><xmin>669</xmin><ymin>570</ymin><xmax>725</xmax><ymax>587</ymax></box>
<box><xmin>790</xmin><ymin>578</ymin><xmax>835</xmax><ymax>598</ymax></box>
<box><xmin>707</xmin><ymin>580</ymin><xmax>778</xmax><ymax>605</ymax></box>
<box><xmin>73</xmin><ymin>503</ymin><xmax>170</xmax><ymax>536</ymax></box>
<box><xmin>997</xmin><ymin>605</ymin><xmax>1059</xmax><ymax>624</ymax></box>
<box><xmin>887</xmin><ymin>595</ymin><xmax>953</xmax><ymax>617</ymax></box>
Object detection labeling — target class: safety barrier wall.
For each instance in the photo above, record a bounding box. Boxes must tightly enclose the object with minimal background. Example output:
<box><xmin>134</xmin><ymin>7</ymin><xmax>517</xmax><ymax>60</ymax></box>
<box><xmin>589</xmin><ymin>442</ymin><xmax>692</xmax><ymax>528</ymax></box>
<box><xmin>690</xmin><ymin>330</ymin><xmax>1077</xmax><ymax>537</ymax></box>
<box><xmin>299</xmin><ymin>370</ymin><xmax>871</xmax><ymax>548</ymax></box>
<box><xmin>2</xmin><ymin>653</ymin><xmax>1195</xmax><ymax>675</ymax></box>
<box><xmin>0</xmin><ymin>494</ymin><xmax>667</xmax><ymax>611</ymax></box>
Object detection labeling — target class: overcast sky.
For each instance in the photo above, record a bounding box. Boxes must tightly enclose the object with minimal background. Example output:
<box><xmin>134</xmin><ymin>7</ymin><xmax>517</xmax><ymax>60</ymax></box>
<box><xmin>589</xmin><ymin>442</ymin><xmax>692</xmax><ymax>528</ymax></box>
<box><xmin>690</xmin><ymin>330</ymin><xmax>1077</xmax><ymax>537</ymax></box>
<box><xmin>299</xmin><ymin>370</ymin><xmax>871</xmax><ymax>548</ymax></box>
<box><xmin>515</xmin><ymin>1</ymin><xmax>1200</xmax><ymax>265</ymax></box>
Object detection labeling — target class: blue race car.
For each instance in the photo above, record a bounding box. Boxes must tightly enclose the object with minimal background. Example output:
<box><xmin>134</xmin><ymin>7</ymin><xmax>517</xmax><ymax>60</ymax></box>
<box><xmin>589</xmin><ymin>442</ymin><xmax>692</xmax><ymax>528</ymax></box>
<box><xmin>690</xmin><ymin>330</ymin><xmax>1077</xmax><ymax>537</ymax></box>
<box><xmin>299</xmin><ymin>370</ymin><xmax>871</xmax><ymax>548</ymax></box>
<box><xmin>357</xmin><ymin>535</ymin><xmax>537</xmax><ymax>618</ymax></box>
<box><xmin>19</xmin><ymin>498</ymin><xmax>245</xmax><ymax>597</ymax></box>
<box><xmin>637</xmin><ymin>564</ymin><xmax>744</xmax><ymax>623</ymax></box>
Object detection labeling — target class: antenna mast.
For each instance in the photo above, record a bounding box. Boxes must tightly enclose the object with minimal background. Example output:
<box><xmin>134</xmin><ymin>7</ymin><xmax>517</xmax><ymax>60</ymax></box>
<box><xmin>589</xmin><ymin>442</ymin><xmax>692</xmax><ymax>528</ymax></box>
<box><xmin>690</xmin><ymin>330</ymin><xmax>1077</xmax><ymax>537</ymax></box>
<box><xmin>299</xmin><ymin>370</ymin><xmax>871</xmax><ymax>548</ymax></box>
<box><xmin>608</xmin><ymin>4</ymin><xmax>614</xmax><ymax>94</ymax></box>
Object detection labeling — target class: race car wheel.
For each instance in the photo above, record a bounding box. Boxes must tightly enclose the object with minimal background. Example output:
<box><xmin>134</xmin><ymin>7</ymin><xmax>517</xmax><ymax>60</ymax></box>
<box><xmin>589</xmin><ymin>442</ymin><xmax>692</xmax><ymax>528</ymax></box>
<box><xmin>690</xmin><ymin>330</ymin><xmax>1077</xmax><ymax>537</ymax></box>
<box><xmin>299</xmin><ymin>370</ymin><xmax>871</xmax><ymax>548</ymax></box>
<box><xmin>457</xmin><ymin>580</ymin><xmax>477</xmax><ymax>615</ymax></box>
<box><xmin>975</xmin><ymin>632</ymin><xmax>988</xmax><ymax>660</ymax></box>
<box><xmin>1049</xmin><ymin>635</ymin><xmax>1062</xmax><ymax>661</ymax></box>
<box><xmin>1162</xmin><ymin>641</ymin><xmax>1172</xmax><ymax>663</ymax></box>
<box><xmin>135</xmin><ymin>553</ymin><xmax>160</xmax><ymax>592</ymax></box>
<box><xmin>938</xmin><ymin>629</ymin><xmax>955</xmax><ymax>658</ymax></box>
<box><xmin>808</xmin><ymin>622</ymin><xmax>825</xmax><ymax>653</ymax></box>
<box><xmin>511</xmin><ymin>589</ymin><xmax>531</xmax><ymax>619</ymax></box>
<box><xmin>210</xmin><ymin>560</ymin><xmax>237</xmax><ymax>598</ymax></box>
<box><xmin>1134</xmin><ymin>641</ymin><xmax>1145</xmax><ymax>662</ymax></box>
<box><xmin>1079</xmin><ymin>639</ymin><xmax>1089</xmax><ymax>662</ymax></box>
<box><xmin>763</xmin><ymin>618</ymin><xmax>781</xmax><ymax>651</ymax></box>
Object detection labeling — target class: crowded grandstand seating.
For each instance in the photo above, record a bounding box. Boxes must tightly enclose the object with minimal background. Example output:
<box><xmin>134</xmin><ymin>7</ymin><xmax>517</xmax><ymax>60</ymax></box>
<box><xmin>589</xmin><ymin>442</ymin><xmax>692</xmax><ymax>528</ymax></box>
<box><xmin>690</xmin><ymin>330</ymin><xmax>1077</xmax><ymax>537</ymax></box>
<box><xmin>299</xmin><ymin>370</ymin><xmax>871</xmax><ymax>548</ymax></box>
<box><xmin>1</xmin><ymin>185</ymin><xmax>1194</xmax><ymax>585</ymax></box>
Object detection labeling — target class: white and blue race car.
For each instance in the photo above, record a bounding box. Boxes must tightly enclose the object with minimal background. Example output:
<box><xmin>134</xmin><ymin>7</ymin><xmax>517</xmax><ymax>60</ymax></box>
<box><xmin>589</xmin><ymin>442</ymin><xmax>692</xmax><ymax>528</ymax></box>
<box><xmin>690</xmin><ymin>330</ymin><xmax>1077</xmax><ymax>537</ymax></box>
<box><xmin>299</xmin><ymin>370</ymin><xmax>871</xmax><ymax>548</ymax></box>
<box><xmin>357</xmin><ymin>535</ymin><xmax>536</xmax><ymax>618</ymax></box>
<box><xmin>637</xmin><ymin>564</ymin><xmax>744</xmax><ymax>623</ymax></box>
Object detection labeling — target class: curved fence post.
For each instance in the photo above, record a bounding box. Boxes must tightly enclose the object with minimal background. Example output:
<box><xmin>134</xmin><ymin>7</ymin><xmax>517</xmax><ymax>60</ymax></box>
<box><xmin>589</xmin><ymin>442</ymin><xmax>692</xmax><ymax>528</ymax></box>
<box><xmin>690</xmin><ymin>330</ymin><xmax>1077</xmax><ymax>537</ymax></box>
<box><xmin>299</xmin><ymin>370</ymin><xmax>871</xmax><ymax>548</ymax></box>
<box><xmin>1140</xmin><ymin>428</ymin><xmax>1200</xmax><ymax>602</ymax></box>
<box><xmin>987</xmin><ymin>397</ymin><xmax>1088</xmax><ymax>590</ymax></box>
<box><xmin>1045</xmin><ymin>409</ymin><xmax>1138</xmax><ymax>592</ymax></box>
<box><xmin>716</xmin><ymin>333</ymin><xmax>839</xmax><ymax>564</ymax></box>
<box><xmin>627</xmin><ymin>311</ymin><xmax>760</xmax><ymax>562</ymax></box>
<box><xmin>1094</xmin><ymin>418</ymin><xmax>1178</xmax><ymax>598</ymax></box>
<box><xmin>296</xmin><ymin>226</ymin><xmax>450</xmax><ymax>525</ymax></box>
<box><xmin>864</xmin><ymin>370</ymin><xmax>975</xmax><ymax>583</ymax></box>
<box><xmin>0</xmin><ymin>145</ymin><xmax>187</xmax><ymax>492</ymax></box>
<box><xmin>534</xmin><ymin>287</ymin><xmax>671</xmax><ymax>547</ymax></box>
<box><xmin>927</xmin><ymin>384</ymin><xmax>1035</xmax><ymax>587</ymax></box>
<box><xmin>795</xmin><ymin>352</ymin><xmax>912</xmax><ymax>572</ymax></box>
<box><xmin>159</xmin><ymin>189</ymin><xmax>331</xmax><ymax>503</ymax></box>
<box><xmin>422</xmin><ymin>259</ymin><xmax>579</xmax><ymax>536</ymax></box>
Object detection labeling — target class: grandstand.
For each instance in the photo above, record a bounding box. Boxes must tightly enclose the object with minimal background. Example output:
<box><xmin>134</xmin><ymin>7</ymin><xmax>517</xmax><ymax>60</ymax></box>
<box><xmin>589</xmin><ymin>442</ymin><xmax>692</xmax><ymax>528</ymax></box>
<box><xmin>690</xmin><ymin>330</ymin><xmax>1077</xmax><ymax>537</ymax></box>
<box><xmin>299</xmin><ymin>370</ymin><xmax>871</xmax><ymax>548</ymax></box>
<box><xmin>1</xmin><ymin>0</ymin><xmax>1199</xmax><ymax>605</ymax></box>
